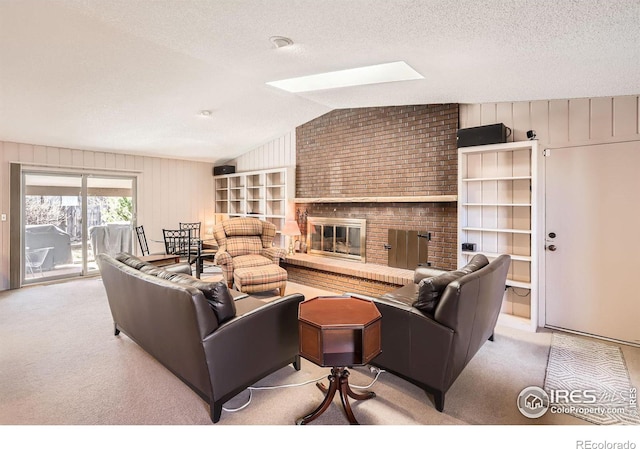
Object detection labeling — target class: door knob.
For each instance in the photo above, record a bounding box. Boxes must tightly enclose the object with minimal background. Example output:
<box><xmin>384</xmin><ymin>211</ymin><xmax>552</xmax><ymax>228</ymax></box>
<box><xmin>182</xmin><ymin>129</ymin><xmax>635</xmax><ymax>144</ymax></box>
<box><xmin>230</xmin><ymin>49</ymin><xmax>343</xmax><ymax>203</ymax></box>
<box><xmin>547</xmin><ymin>245</ymin><xmax>557</xmax><ymax>251</ymax></box>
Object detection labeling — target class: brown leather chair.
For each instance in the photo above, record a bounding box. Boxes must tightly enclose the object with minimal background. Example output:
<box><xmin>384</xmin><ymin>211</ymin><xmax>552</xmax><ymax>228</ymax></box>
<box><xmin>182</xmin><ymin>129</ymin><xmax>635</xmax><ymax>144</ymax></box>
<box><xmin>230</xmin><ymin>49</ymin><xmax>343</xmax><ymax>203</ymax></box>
<box><xmin>348</xmin><ymin>254</ymin><xmax>511</xmax><ymax>412</ymax></box>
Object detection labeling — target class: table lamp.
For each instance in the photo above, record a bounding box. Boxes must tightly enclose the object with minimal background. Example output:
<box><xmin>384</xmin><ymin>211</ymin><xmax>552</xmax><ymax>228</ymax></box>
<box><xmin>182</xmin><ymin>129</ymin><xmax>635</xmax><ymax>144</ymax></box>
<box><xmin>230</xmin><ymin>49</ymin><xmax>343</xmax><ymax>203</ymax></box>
<box><xmin>282</xmin><ymin>220</ymin><xmax>301</xmax><ymax>255</ymax></box>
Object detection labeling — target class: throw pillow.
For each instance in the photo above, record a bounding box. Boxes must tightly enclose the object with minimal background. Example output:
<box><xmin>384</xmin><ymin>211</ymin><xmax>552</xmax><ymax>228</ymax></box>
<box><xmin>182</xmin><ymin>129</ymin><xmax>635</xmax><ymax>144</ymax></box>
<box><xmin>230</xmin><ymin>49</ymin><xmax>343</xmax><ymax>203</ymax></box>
<box><xmin>116</xmin><ymin>253</ymin><xmax>153</xmax><ymax>271</ymax></box>
<box><xmin>413</xmin><ymin>270</ymin><xmax>465</xmax><ymax>315</ymax></box>
<box><xmin>168</xmin><ymin>274</ymin><xmax>236</xmax><ymax>323</ymax></box>
<box><xmin>459</xmin><ymin>254</ymin><xmax>489</xmax><ymax>274</ymax></box>
<box><xmin>154</xmin><ymin>269</ymin><xmax>182</xmax><ymax>282</ymax></box>
<box><xmin>138</xmin><ymin>265</ymin><xmax>168</xmax><ymax>277</ymax></box>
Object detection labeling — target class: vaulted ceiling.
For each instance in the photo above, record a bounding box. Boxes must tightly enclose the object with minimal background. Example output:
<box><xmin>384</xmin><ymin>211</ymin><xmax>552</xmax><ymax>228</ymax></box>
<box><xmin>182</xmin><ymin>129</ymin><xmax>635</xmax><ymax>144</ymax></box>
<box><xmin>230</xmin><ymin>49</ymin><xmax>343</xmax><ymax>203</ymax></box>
<box><xmin>1</xmin><ymin>0</ymin><xmax>638</xmax><ymax>163</ymax></box>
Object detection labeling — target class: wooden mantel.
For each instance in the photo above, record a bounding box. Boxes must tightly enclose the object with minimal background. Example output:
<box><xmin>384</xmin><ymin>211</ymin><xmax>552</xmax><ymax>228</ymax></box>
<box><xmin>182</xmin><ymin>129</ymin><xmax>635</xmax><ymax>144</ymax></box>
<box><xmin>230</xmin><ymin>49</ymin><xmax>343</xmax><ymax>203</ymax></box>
<box><xmin>294</xmin><ymin>195</ymin><xmax>457</xmax><ymax>204</ymax></box>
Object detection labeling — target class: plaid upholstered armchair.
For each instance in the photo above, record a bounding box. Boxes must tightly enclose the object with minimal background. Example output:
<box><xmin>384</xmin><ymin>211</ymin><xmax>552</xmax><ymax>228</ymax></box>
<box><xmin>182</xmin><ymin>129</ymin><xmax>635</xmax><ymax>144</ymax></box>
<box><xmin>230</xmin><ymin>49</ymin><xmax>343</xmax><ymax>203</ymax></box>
<box><xmin>213</xmin><ymin>217</ymin><xmax>288</xmax><ymax>295</ymax></box>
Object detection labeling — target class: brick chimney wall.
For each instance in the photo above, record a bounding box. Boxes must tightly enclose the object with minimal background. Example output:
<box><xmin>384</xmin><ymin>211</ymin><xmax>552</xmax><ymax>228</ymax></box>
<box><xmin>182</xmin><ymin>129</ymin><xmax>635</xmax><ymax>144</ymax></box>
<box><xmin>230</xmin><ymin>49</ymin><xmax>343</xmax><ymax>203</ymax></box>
<box><xmin>295</xmin><ymin>104</ymin><xmax>459</xmax><ymax>270</ymax></box>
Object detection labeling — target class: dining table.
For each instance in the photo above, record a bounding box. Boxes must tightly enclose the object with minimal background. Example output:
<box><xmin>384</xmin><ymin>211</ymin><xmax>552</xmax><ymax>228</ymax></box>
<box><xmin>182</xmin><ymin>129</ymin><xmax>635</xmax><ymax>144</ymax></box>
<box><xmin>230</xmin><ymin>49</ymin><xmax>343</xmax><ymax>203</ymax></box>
<box><xmin>151</xmin><ymin>237</ymin><xmax>218</xmax><ymax>279</ymax></box>
<box><xmin>138</xmin><ymin>253</ymin><xmax>181</xmax><ymax>267</ymax></box>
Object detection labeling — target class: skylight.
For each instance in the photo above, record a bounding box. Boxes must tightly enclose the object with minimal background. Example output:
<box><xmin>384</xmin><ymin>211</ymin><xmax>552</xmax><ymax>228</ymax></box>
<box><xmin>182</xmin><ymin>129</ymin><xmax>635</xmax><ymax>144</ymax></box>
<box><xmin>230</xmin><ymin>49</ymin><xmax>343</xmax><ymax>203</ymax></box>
<box><xmin>266</xmin><ymin>61</ymin><xmax>423</xmax><ymax>93</ymax></box>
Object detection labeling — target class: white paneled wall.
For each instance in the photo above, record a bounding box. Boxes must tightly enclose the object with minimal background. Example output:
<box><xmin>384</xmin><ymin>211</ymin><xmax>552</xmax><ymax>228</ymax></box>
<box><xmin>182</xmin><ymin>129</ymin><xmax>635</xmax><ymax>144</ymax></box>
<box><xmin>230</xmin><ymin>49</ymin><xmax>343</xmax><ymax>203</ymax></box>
<box><xmin>460</xmin><ymin>95</ymin><xmax>640</xmax><ymax>321</ymax></box>
<box><xmin>460</xmin><ymin>95</ymin><xmax>640</xmax><ymax>146</ymax></box>
<box><xmin>230</xmin><ymin>130</ymin><xmax>296</xmax><ymax>172</ymax></box>
<box><xmin>0</xmin><ymin>141</ymin><xmax>214</xmax><ymax>291</ymax></box>
<box><xmin>232</xmin><ymin>97</ymin><xmax>640</xmax><ymax>175</ymax></box>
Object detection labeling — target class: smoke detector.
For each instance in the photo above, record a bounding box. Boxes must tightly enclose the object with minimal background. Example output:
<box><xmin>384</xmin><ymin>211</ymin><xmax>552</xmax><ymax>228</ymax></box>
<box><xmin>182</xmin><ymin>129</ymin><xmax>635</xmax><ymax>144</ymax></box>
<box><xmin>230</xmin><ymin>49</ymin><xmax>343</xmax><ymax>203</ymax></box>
<box><xmin>269</xmin><ymin>36</ymin><xmax>293</xmax><ymax>49</ymax></box>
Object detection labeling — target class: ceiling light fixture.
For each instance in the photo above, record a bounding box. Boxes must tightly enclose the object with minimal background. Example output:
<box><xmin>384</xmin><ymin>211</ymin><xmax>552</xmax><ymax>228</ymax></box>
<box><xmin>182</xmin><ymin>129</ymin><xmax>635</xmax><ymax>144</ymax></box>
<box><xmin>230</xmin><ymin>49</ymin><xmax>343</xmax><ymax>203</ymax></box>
<box><xmin>266</xmin><ymin>61</ymin><xmax>424</xmax><ymax>93</ymax></box>
<box><xmin>199</xmin><ymin>110</ymin><xmax>212</xmax><ymax>117</ymax></box>
<box><xmin>269</xmin><ymin>36</ymin><xmax>293</xmax><ymax>49</ymax></box>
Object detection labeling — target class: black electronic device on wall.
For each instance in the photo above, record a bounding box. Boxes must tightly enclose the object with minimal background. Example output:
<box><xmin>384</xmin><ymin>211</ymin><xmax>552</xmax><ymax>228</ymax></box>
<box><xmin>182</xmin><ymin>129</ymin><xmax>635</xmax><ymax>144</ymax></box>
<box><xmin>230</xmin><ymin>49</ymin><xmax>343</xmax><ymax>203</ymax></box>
<box><xmin>213</xmin><ymin>165</ymin><xmax>235</xmax><ymax>176</ymax></box>
<box><xmin>457</xmin><ymin>123</ymin><xmax>511</xmax><ymax>148</ymax></box>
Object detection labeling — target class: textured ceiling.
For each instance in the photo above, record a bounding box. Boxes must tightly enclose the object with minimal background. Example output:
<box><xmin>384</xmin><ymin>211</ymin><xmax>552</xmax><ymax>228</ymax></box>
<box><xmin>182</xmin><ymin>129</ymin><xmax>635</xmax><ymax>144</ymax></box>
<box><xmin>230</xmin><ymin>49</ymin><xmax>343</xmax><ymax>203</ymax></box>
<box><xmin>1</xmin><ymin>0</ymin><xmax>639</xmax><ymax>163</ymax></box>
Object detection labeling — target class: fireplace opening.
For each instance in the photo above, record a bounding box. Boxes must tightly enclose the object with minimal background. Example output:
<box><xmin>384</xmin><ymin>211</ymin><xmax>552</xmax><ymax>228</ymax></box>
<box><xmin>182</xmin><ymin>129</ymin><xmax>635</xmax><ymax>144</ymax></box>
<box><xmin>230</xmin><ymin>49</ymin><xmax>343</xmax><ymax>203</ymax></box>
<box><xmin>307</xmin><ymin>217</ymin><xmax>366</xmax><ymax>262</ymax></box>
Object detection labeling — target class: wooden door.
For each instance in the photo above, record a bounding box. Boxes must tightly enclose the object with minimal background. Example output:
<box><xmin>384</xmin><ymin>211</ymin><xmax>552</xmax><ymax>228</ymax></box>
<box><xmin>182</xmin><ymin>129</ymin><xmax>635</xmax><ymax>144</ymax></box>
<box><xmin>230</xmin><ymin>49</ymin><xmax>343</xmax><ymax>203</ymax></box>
<box><xmin>544</xmin><ymin>141</ymin><xmax>640</xmax><ymax>345</ymax></box>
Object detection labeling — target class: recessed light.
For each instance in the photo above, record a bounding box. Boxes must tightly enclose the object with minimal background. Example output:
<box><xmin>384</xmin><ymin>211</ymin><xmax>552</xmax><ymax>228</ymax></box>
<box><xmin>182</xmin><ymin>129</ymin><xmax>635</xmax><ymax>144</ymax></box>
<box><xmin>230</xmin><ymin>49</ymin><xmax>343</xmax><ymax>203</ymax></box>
<box><xmin>266</xmin><ymin>61</ymin><xmax>424</xmax><ymax>93</ymax></box>
<box><xmin>199</xmin><ymin>110</ymin><xmax>212</xmax><ymax>117</ymax></box>
<box><xmin>269</xmin><ymin>36</ymin><xmax>293</xmax><ymax>49</ymax></box>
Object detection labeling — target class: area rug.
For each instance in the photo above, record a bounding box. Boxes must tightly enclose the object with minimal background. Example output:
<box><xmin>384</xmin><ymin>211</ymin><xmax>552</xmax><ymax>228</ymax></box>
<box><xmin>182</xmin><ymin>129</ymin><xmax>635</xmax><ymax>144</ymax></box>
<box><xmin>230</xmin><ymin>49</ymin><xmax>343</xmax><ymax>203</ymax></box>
<box><xmin>544</xmin><ymin>333</ymin><xmax>640</xmax><ymax>425</ymax></box>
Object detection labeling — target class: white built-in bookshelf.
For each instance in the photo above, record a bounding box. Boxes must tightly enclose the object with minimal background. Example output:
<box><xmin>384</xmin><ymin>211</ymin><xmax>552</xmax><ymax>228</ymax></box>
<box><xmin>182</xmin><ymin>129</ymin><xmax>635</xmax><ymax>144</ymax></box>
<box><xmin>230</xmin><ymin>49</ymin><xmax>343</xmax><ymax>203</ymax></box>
<box><xmin>458</xmin><ymin>141</ymin><xmax>539</xmax><ymax>331</ymax></box>
<box><xmin>214</xmin><ymin>167</ymin><xmax>295</xmax><ymax>246</ymax></box>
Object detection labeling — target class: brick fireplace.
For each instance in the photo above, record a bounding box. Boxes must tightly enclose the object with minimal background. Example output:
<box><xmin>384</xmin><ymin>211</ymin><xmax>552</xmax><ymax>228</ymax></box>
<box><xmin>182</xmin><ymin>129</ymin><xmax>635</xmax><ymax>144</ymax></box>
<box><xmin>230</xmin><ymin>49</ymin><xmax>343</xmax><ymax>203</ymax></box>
<box><xmin>286</xmin><ymin>103</ymin><xmax>459</xmax><ymax>295</ymax></box>
<box><xmin>297</xmin><ymin>203</ymin><xmax>457</xmax><ymax>268</ymax></box>
<box><xmin>296</xmin><ymin>104</ymin><xmax>459</xmax><ymax>267</ymax></box>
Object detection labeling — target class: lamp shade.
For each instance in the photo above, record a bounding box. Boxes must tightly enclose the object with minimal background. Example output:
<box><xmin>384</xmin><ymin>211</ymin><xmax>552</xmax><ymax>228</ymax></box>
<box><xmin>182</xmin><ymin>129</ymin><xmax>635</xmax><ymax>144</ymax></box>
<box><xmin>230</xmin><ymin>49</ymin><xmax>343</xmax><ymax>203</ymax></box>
<box><xmin>282</xmin><ymin>220</ymin><xmax>301</xmax><ymax>236</ymax></box>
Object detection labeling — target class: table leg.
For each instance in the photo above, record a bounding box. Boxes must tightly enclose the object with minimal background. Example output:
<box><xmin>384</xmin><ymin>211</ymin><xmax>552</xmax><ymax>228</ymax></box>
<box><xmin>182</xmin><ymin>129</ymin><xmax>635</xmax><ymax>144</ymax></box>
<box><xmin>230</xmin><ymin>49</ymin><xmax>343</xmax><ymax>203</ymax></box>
<box><xmin>296</xmin><ymin>367</ymin><xmax>375</xmax><ymax>425</ymax></box>
<box><xmin>338</xmin><ymin>371</ymin><xmax>358</xmax><ymax>424</ymax></box>
<box><xmin>195</xmin><ymin>242</ymin><xmax>202</xmax><ymax>279</ymax></box>
<box><xmin>346</xmin><ymin>380</ymin><xmax>376</xmax><ymax>401</ymax></box>
<box><xmin>296</xmin><ymin>370</ymin><xmax>338</xmax><ymax>425</ymax></box>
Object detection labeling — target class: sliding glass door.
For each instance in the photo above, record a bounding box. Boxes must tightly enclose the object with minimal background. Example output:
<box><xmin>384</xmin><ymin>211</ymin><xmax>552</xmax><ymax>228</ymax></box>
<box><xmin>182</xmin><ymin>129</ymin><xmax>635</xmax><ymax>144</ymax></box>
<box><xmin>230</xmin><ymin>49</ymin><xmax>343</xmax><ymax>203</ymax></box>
<box><xmin>22</xmin><ymin>171</ymin><xmax>135</xmax><ymax>285</ymax></box>
<box><xmin>86</xmin><ymin>176</ymin><xmax>134</xmax><ymax>274</ymax></box>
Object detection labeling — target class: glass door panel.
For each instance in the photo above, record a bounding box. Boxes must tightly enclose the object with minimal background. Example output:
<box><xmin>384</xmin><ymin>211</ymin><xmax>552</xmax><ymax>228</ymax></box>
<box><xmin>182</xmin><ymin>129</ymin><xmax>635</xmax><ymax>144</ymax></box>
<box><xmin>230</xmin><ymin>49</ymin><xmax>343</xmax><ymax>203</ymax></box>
<box><xmin>335</xmin><ymin>226</ymin><xmax>348</xmax><ymax>254</ymax></box>
<box><xmin>310</xmin><ymin>224</ymin><xmax>322</xmax><ymax>251</ymax></box>
<box><xmin>86</xmin><ymin>176</ymin><xmax>134</xmax><ymax>273</ymax></box>
<box><xmin>23</xmin><ymin>173</ymin><xmax>82</xmax><ymax>283</ymax></box>
<box><xmin>348</xmin><ymin>227</ymin><xmax>361</xmax><ymax>257</ymax></box>
<box><xmin>323</xmin><ymin>226</ymin><xmax>334</xmax><ymax>252</ymax></box>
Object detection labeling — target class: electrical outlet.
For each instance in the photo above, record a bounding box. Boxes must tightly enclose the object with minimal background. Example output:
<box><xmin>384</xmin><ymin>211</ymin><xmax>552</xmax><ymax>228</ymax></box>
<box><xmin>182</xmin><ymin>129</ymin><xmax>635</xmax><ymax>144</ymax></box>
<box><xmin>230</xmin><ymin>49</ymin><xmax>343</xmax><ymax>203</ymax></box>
<box><xmin>1</xmin><ymin>213</ymin><xmax>6</xmax><ymax>221</ymax></box>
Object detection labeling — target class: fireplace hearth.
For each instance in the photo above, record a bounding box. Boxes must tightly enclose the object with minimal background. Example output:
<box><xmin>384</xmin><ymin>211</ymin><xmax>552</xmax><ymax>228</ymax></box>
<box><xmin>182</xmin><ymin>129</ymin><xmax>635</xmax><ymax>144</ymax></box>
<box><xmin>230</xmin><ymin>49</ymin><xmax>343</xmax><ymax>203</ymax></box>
<box><xmin>306</xmin><ymin>217</ymin><xmax>366</xmax><ymax>262</ymax></box>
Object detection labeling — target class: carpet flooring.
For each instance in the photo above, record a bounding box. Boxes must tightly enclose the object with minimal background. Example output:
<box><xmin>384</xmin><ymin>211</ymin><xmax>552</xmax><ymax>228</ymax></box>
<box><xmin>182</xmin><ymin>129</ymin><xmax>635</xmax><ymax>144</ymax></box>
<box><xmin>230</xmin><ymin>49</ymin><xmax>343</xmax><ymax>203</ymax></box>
<box><xmin>1</xmin><ymin>275</ymin><xmax>639</xmax><ymax>447</ymax></box>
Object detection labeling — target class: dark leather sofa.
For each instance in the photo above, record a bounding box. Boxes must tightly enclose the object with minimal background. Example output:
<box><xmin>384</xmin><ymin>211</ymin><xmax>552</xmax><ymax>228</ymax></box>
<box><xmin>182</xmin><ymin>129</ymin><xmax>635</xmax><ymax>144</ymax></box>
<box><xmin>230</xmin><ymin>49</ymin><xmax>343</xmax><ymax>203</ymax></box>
<box><xmin>349</xmin><ymin>254</ymin><xmax>510</xmax><ymax>412</ymax></box>
<box><xmin>97</xmin><ymin>252</ymin><xmax>304</xmax><ymax>423</ymax></box>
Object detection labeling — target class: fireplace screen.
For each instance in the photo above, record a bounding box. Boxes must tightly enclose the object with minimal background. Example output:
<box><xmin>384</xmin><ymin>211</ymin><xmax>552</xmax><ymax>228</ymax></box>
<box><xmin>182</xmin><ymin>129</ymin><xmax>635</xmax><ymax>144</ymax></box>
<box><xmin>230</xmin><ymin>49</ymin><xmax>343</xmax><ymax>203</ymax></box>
<box><xmin>307</xmin><ymin>217</ymin><xmax>366</xmax><ymax>262</ymax></box>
